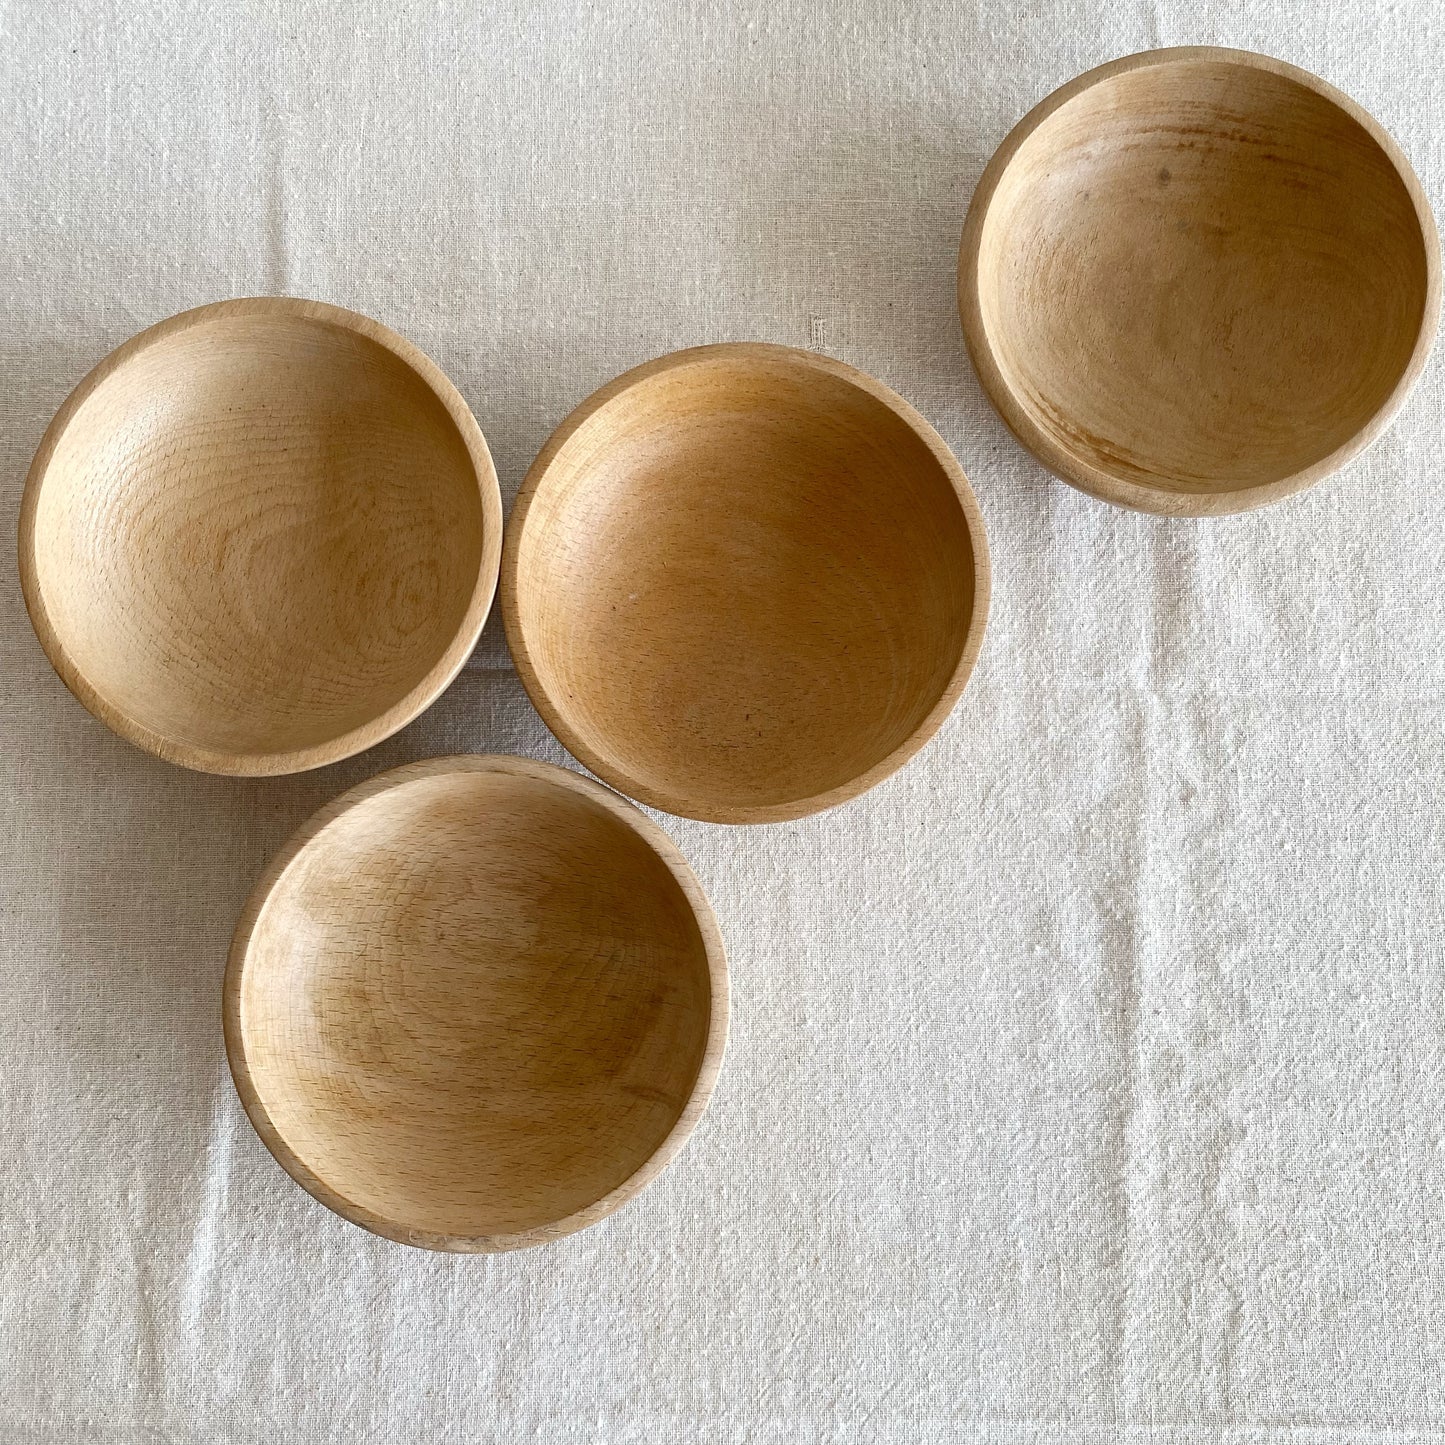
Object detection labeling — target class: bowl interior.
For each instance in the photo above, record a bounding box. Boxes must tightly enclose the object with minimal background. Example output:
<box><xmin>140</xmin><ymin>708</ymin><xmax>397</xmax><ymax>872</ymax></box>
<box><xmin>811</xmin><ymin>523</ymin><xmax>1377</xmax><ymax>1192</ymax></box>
<box><xmin>974</xmin><ymin>58</ymin><xmax>1433</xmax><ymax>497</ymax></box>
<box><xmin>28</xmin><ymin>309</ymin><xmax>487</xmax><ymax>763</ymax></box>
<box><xmin>513</xmin><ymin>351</ymin><xmax>979</xmax><ymax>819</ymax></box>
<box><xmin>238</xmin><ymin>768</ymin><xmax>714</xmax><ymax>1242</ymax></box>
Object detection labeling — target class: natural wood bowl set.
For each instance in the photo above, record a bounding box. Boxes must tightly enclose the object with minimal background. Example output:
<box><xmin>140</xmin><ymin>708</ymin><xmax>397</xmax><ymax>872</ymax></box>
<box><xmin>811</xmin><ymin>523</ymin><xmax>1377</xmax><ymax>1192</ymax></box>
<box><xmin>18</xmin><ymin>48</ymin><xmax>1440</xmax><ymax>1250</ymax></box>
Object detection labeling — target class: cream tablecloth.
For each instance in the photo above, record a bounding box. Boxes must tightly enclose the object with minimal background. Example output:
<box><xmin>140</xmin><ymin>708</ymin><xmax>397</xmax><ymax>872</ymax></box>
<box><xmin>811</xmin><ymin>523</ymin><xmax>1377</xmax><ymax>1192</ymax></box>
<box><xmin>3</xmin><ymin>1</ymin><xmax>1444</xmax><ymax>1439</ymax></box>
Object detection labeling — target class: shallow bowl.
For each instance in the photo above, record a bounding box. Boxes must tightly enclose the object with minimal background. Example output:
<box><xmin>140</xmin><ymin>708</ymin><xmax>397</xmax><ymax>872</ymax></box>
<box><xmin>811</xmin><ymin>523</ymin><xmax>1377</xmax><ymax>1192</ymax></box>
<box><xmin>959</xmin><ymin>48</ymin><xmax>1440</xmax><ymax>514</ymax></box>
<box><xmin>503</xmin><ymin>343</ymin><xmax>989</xmax><ymax>824</ymax></box>
<box><xmin>225</xmin><ymin>755</ymin><xmax>727</xmax><ymax>1251</ymax></box>
<box><xmin>20</xmin><ymin>298</ymin><xmax>502</xmax><ymax>772</ymax></box>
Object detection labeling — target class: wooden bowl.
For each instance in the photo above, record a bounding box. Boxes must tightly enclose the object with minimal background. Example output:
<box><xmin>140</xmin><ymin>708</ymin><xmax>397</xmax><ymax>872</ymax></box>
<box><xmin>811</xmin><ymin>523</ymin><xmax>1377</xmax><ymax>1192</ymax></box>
<box><xmin>959</xmin><ymin>48</ymin><xmax>1440</xmax><ymax>515</ymax></box>
<box><xmin>225</xmin><ymin>755</ymin><xmax>727</xmax><ymax>1252</ymax></box>
<box><xmin>502</xmin><ymin>344</ymin><xmax>989</xmax><ymax>824</ymax></box>
<box><xmin>19</xmin><ymin>298</ymin><xmax>503</xmax><ymax>773</ymax></box>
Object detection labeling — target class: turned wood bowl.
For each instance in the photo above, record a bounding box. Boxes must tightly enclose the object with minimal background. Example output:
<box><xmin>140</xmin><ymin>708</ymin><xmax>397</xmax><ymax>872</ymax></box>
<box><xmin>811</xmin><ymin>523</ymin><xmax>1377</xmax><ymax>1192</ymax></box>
<box><xmin>19</xmin><ymin>298</ymin><xmax>503</xmax><ymax>773</ymax></box>
<box><xmin>502</xmin><ymin>344</ymin><xmax>990</xmax><ymax>824</ymax></box>
<box><xmin>959</xmin><ymin>47</ymin><xmax>1440</xmax><ymax>515</ymax></box>
<box><xmin>225</xmin><ymin>755</ymin><xmax>727</xmax><ymax>1251</ymax></box>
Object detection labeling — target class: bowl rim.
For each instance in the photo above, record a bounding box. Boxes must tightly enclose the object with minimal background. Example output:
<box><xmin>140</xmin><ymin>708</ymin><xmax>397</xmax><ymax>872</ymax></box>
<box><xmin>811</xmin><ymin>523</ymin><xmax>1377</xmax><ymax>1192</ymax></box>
<box><xmin>500</xmin><ymin>341</ymin><xmax>992</xmax><ymax>824</ymax></box>
<box><xmin>223</xmin><ymin>752</ymin><xmax>730</xmax><ymax>1253</ymax></box>
<box><xmin>17</xmin><ymin>296</ymin><xmax>505</xmax><ymax>774</ymax></box>
<box><xmin>957</xmin><ymin>45</ymin><xmax>1443</xmax><ymax>517</ymax></box>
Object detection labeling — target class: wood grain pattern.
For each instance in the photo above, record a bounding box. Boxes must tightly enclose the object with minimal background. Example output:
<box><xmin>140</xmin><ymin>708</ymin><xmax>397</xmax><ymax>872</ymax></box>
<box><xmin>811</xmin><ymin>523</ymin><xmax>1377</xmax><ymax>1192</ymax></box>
<box><xmin>959</xmin><ymin>47</ymin><xmax>1441</xmax><ymax>516</ymax></box>
<box><xmin>19</xmin><ymin>298</ymin><xmax>503</xmax><ymax>773</ymax></box>
<box><xmin>224</xmin><ymin>755</ymin><xmax>728</xmax><ymax>1252</ymax></box>
<box><xmin>502</xmin><ymin>343</ymin><xmax>990</xmax><ymax>825</ymax></box>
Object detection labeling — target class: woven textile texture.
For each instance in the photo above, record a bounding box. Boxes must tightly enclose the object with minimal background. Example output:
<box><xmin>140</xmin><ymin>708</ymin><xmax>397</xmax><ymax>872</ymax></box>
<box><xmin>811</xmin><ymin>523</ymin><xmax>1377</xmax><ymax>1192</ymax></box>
<box><xmin>2</xmin><ymin>1</ymin><xmax>1444</xmax><ymax>1440</ymax></box>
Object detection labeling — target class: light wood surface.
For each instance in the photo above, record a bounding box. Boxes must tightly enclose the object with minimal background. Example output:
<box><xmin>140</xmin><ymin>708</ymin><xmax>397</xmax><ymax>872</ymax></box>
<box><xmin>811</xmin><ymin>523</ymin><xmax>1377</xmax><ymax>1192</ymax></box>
<box><xmin>959</xmin><ymin>47</ymin><xmax>1440</xmax><ymax>516</ymax></box>
<box><xmin>224</xmin><ymin>755</ymin><xmax>727</xmax><ymax>1252</ymax></box>
<box><xmin>19</xmin><ymin>298</ymin><xmax>503</xmax><ymax>773</ymax></box>
<box><xmin>502</xmin><ymin>343</ymin><xmax>990</xmax><ymax>824</ymax></box>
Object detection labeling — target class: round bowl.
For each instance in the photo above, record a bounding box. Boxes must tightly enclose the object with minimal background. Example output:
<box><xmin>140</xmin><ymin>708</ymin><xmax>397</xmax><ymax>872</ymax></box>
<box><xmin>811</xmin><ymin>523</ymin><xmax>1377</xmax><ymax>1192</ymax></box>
<box><xmin>959</xmin><ymin>47</ymin><xmax>1440</xmax><ymax>515</ymax></box>
<box><xmin>224</xmin><ymin>755</ymin><xmax>727</xmax><ymax>1252</ymax></box>
<box><xmin>502</xmin><ymin>343</ymin><xmax>990</xmax><ymax>824</ymax></box>
<box><xmin>19</xmin><ymin>298</ymin><xmax>503</xmax><ymax>773</ymax></box>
